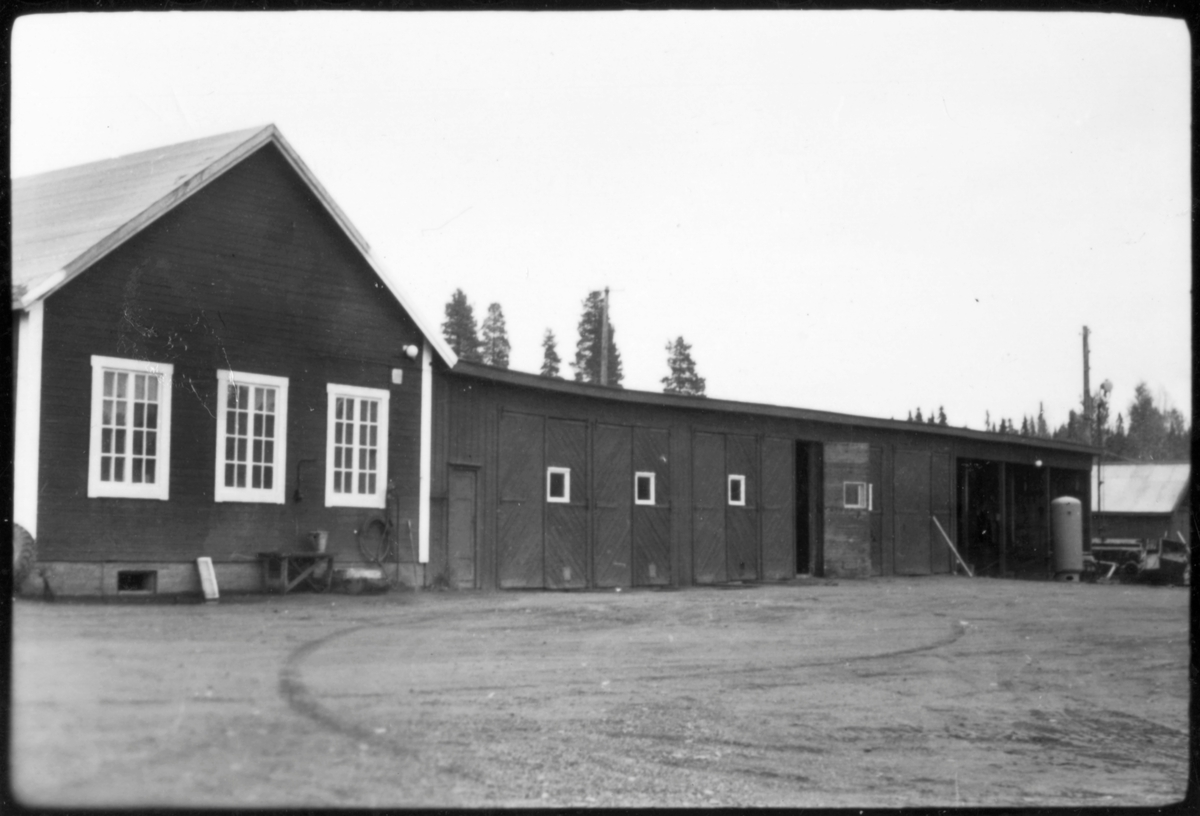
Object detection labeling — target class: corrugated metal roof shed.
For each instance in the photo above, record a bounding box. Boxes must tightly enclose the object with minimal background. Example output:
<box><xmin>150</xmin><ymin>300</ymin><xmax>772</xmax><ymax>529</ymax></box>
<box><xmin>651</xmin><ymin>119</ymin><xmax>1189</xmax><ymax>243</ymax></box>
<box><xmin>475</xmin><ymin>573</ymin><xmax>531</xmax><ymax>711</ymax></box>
<box><xmin>1092</xmin><ymin>462</ymin><xmax>1190</xmax><ymax>514</ymax></box>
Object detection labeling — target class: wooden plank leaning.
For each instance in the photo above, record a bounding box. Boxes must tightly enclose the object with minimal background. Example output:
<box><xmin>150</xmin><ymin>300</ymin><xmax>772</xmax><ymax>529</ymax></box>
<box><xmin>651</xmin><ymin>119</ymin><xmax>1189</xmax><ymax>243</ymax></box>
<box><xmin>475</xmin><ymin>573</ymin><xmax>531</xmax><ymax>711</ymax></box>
<box><xmin>931</xmin><ymin>516</ymin><xmax>974</xmax><ymax>578</ymax></box>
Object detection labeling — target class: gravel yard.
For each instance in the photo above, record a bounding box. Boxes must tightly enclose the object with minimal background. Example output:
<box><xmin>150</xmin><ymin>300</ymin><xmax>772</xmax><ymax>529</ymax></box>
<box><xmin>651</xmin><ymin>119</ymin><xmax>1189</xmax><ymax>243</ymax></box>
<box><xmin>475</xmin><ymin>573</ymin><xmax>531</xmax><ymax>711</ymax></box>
<box><xmin>10</xmin><ymin>576</ymin><xmax>1191</xmax><ymax>808</ymax></box>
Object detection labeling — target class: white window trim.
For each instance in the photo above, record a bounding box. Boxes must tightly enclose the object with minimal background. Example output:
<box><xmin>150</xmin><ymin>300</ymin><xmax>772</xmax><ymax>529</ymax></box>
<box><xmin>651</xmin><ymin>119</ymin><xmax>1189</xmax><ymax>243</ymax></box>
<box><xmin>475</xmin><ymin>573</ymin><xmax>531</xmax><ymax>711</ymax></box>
<box><xmin>844</xmin><ymin>481</ymin><xmax>868</xmax><ymax>509</ymax></box>
<box><xmin>728</xmin><ymin>474</ymin><xmax>746</xmax><ymax>506</ymax></box>
<box><xmin>325</xmin><ymin>383</ymin><xmax>390</xmax><ymax>509</ymax></box>
<box><xmin>635</xmin><ymin>471</ymin><xmax>656</xmax><ymax>505</ymax></box>
<box><xmin>214</xmin><ymin>370</ymin><xmax>289</xmax><ymax>504</ymax></box>
<box><xmin>547</xmin><ymin>467</ymin><xmax>571</xmax><ymax>503</ymax></box>
<box><xmin>88</xmin><ymin>356</ymin><xmax>174</xmax><ymax>500</ymax></box>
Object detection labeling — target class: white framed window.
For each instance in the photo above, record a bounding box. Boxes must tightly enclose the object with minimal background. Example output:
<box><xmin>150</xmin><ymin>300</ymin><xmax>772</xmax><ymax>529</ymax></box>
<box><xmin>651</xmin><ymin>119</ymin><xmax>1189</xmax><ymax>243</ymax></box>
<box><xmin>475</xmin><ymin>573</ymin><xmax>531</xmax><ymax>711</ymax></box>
<box><xmin>547</xmin><ymin>467</ymin><xmax>571</xmax><ymax>503</ymax></box>
<box><xmin>844</xmin><ymin>481</ymin><xmax>868</xmax><ymax>509</ymax></box>
<box><xmin>215</xmin><ymin>370</ymin><xmax>288</xmax><ymax>504</ymax></box>
<box><xmin>88</xmin><ymin>356</ymin><xmax>173</xmax><ymax>500</ymax></box>
<box><xmin>728</xmin><ymin>474</ymin><xmax>746</xmax><ymax>506</ymax></box>
<box><xmin>635</xmin><ymin>471</ymin><xmax>656</xmax><ymax>505</ymax></box>
<box><xmin>325</xmin><ymin>383</ymin><xmax>390</xmax><ymax>508</ymax></box>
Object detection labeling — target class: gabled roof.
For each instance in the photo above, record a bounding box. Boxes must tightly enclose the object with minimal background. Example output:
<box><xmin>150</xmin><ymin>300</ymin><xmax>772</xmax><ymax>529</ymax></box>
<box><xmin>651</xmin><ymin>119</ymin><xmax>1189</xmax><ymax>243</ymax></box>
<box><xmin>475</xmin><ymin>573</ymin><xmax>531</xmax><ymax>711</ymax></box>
<box><xmin>1092</xmin><ymin>462</ymin><xmax>1190</xmax><ymax>514</ymax></box>
<box><xmin>11</xmin><ymin>125</ymin><xmax>457</xmax><ymax>367</ymax></box>
<box><xmin>450</xmin><ymin>360</ymin><xmax>1099</xmax><ymax>457</ymax></box>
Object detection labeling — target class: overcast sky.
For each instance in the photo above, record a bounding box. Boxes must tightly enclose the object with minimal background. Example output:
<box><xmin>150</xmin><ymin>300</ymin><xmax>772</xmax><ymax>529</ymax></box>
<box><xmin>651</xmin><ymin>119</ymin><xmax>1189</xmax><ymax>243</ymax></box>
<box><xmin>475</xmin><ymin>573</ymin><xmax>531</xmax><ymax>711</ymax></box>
<box><xmin>12</xmin><ymin>11</ymin><xmax>1191</xmax><ymax>431</ymax></box>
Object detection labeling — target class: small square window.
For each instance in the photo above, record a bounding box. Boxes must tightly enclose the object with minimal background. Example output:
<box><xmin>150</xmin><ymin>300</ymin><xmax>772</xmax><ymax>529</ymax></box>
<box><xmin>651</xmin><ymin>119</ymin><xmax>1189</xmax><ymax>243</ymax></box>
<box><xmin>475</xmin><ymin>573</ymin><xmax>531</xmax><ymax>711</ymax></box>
<box><xmin>547</xmin><ymin>467</ymin><xmax>570</xmax><ymax>503</ymax></box>
<box><xmin>635</xmin><ymin>472</ymin><xmax>656</xmax><ymax>505</ymax></box>
<box><xmin>844</xmin><ymin>481</ymin><xmax>868</xmax><ymax>509</ymax></box>
<box><xmin>728</xmin><ymin>474</ymin><xmax>746</xmax><ymax>506</ymax></box>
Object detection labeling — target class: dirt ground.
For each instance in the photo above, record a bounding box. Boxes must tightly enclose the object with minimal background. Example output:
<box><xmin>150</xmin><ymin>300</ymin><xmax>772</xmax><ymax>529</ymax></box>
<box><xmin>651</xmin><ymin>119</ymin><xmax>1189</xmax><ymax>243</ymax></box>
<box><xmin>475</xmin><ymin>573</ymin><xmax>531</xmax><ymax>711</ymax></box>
<box><xmin>9</xmin><ymin>576</ymin><xmax>1193</xmax><ymax>809</ymax></box>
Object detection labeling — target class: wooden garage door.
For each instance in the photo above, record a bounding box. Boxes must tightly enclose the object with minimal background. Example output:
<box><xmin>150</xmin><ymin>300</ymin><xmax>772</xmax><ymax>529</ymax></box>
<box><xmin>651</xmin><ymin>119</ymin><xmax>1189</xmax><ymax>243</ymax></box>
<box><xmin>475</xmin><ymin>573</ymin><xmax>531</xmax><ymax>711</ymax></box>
<box><xmin>632</xmin><ymin>426</ymin><xmax>671</xmax><ymax>586</ymax></box>
<box><xmin>594</xmin><ymin>424</ymin><xmax>632</xmax><ymax>588</ymax></box>
<box><xmin>692</xmin><ymin>432</ymin><xmax>726</xmax><ymax>584</ymax></box>
<box><xmin>726</xmin><ymin>434</ymin><xmax>759</xmax><ymax>581</ymax></box>
<box><xmin>893</xmin><ymin>449</ymin><xmax>932</xmax><ymax>575</ymax></box>
<box><xmin>497</xmin><ymin>412</ymin><xmax>545</xmax><ymax>588</ymax></box>
<box><xmin>544</xmin><ymin>419</ymin><xmax>588</xmax><ymax>589</ymax></box>
<box><xmin>760</xmin><ymin>437</ymin><xmax>795</xmax><ymax>581</ymax></box>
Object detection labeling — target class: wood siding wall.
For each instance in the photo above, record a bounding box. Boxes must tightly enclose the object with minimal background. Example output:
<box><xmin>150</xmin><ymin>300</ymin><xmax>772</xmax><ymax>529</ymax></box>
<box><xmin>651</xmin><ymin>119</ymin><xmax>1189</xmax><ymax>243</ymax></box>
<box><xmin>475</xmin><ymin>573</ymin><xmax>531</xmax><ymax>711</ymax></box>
<box><xmin>432</xmin><ymin>373</ymin><xmax>1095</xmax><ymax>586</ymax></box>
<box><xmin>37</xmin><ymin>145</ymin><xmax>428</xmax><ymax>563</ymax></box>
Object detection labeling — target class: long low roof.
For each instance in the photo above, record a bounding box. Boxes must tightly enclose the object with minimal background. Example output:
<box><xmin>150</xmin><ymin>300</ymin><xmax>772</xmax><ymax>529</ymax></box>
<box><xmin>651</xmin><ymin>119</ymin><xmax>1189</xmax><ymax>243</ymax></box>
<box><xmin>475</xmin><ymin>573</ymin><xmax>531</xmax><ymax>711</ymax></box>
<box><xmin>1092</xmin><ymin>462</ymin><xmax>1190</xmax><ymax>514</ymax></box>
<box><xmin>449</xmin><ymin>360</ymin><xmax>1098</xmax><ymax>457</ymax></box>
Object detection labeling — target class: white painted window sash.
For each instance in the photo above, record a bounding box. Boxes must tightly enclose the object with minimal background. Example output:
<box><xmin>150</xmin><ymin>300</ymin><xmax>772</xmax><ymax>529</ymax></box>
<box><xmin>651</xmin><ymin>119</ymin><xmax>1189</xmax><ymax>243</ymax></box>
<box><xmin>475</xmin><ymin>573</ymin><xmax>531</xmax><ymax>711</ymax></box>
<box><xmin>214</xmin><ymin>370</ymin><xmax>288</xmax><ymax>504</ymax></box>
<box><xmin>88</xmin><ymin>356</ymin><xmax>173</xmax><ymax>500</ymax></box>
<box><xmin>635</xmin><ymin>471</ymin><xmax>656</xmax><ymax>505</ymax></box>
<box><xmin>728</xmin><ymin>474</ymin><xmax>746</xmax><ymax>506</ymax></box>
<box><xmin>325</xmin><ymin>383</ymin><xmax>390</xmax><ymax>509</ymax></box>
<box><xmin>547</xmin><ymin>467</ymin><xmax>571</xmax><ymax>503</ymax></box>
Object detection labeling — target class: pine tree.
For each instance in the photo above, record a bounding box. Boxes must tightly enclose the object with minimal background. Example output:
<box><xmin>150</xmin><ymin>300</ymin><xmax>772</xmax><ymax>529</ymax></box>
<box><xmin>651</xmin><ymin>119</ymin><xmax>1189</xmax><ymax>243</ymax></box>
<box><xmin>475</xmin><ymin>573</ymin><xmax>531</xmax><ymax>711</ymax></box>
<box><xmin>1037</xmin><ymin>403</ymin><xmax>1049</xmax><ymax>437</ymax></box>
<box><xmin>662</xmin><ymin>337</ymin><xmax>706</xmax><ymax>397</ymax></box>
<box><xmin>907</xmin><ymin>410</ymin><xmax>913</xmax><ymax>422</ymax></box>
<box><xmin>571</xmin><ymin>290</ymin><xmax>623</xmax><ymax>387</ymax></box>
<box><xmin>479</xmin><ymin>303</ymin><xmax>511</xmax><ymax>369</ymax></box>
<box><xmin>1020</xmin><ymin>417</ymin><xmax>1030</xmax><ymax>436</ymax></box>
<box><xmin>540</xmin><ymin>329</ymin><xmax>561</xmax><ymax>378</ymax></box>
<box><xmin>441</xmin><ymin>289</ymin><xmax>481</xmax><ymax>362</ymax></box>
<box><xmin>914</xmin><ymin>407</ymin><xmax>924</xmax><ymax>423</ymax></box>
<box><xmin>985</xmin><ymin>411</ymin><xmax>992</xmax><ymax>432</ymax></box>
<box><xmin>937</xmin><ymin>406</ymin><xmax>947</xmax><ymax>426</ymax></box>
<box><xmin>926</xmin><ymin>410</ymin><xmax>936</xmax><ymax>425</ymax></box>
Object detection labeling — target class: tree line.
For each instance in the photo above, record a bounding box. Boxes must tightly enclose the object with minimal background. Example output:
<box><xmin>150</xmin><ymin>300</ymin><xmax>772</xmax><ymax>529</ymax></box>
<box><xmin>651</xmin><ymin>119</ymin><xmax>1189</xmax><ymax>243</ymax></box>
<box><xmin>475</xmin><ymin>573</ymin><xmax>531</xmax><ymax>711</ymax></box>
<box><xmin>910</xmin><ymin>384</ymin><xmax>1190</xmax><ymax>461</ymax></box>
<box><xmin>441</xmin><ymin>288</ymin><xmax>706</xmax><ymax>397</ymax></box>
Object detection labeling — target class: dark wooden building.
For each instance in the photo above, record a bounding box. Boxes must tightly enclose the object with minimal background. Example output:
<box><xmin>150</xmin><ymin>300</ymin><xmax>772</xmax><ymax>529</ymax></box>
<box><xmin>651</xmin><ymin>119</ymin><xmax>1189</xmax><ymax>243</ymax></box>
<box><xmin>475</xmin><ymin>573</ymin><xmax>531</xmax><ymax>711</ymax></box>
<box><xmin>421</xmin><ymin>363</ymin><xmax>1096</xmax><ymax>589</ymax></box>
<box><xmin>13</xmin><ymin>126</ymin><xmax>456</xmax><ymax>595</ymax></box>
<box><xmin>13</xmin><ymin>126</ymin><xmax>1097</xmax><ymax>596</ymax></box>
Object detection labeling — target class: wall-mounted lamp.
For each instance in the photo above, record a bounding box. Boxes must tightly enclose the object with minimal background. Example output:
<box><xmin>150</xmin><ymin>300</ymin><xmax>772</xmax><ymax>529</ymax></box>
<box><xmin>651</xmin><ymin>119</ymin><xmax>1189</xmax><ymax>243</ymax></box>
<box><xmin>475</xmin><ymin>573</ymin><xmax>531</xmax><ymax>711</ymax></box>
<box><xmin>1034</xmin><ymin>459</ymin><xmax>1044</xmax><ymax>468</ymax></box>
<box><xmin>403</xmin><ymin>344</ymin><xmax>420</xmax><ymax>359</ymax></box>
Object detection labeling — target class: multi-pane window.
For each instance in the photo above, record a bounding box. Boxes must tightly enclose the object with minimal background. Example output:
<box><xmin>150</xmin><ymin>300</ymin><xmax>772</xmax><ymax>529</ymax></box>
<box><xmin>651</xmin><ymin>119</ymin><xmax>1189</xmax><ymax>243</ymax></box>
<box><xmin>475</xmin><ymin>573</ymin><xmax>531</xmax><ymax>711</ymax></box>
<box><xmin>88</xmin><ymin>356</ymin><xmax>173</xmax><ymax>500</ymax></box>
<box><xmin>325</xmin><ymin>384</ymin><xmax>389</xmax><ymax>508</ymax></box>
<box><xmin>215</xmin><ymin>370</ymin><xmax>288</xmax><ymax>503</ymax></box>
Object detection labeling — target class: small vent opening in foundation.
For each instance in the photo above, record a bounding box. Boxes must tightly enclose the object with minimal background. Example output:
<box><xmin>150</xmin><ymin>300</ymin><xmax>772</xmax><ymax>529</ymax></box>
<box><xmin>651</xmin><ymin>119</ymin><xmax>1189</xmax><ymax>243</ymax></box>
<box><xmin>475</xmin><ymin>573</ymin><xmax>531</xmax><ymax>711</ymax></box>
<box><xmin>117</xmin><ymin>570</ymin><xmax>157</xmax><ymax>593</ymax></box>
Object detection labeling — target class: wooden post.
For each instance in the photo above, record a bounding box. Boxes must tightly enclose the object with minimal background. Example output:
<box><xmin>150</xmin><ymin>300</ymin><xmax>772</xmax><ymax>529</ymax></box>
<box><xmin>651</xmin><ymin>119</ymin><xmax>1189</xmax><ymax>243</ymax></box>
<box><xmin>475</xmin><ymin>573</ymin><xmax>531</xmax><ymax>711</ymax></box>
<box><xmin>932</xmin><ymin>516</ymin><xmax>973</xmax><ymax>577</ymax></box>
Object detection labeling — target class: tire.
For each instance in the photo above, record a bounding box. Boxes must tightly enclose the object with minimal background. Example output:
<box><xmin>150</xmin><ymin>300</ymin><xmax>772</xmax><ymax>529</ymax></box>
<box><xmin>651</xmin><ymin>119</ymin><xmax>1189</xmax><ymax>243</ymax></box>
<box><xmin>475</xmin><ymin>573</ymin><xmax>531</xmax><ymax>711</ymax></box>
<box><xmin>13</xmin><ymin>524</ymin><xmax>36</xmax><ymax>589</ymax></box>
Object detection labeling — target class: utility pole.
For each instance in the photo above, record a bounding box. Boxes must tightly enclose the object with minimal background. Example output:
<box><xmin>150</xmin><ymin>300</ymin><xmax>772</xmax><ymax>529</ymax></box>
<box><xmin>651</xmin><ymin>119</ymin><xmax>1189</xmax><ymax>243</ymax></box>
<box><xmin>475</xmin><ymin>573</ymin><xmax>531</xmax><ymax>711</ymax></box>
<box><xmin>599</xmin><ymin>287</ymin><xmax>610</xmax><ymax>386</ymax></box>
<box><xmin>1082</xmin><ymin>326</ymin><xmax>1092</xmax><ymax>440</ymax></box>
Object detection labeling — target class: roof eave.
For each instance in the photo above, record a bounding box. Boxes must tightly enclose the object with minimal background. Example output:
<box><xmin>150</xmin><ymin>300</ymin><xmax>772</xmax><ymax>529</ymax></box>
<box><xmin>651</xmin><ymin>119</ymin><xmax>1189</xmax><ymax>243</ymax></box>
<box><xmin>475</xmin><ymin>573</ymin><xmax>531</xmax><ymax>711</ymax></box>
<box><xmin>448</xmin><ymin>361</ymin><xmax>1099</xmax><ymax>456</ymax></box>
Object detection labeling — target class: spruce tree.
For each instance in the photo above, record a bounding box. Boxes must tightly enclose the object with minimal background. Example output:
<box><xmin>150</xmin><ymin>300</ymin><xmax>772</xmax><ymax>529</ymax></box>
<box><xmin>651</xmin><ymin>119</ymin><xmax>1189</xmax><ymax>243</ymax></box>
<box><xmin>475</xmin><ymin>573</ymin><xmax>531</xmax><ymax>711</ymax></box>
<box><xmin>662</xmin><ymin>336</ymin><xmax>706</xmax><ymax>397</ymax></box>
<box><xmin>571</xmin><ymin>290</ymin><xmax>623</xmax><ymax>387</ymax></box>
<box><xmin>540</xmin><ymin>329</ymin><xmax>561</xmax><ymax>378</ymax></box>
<box><xmin>1037</xmin><ymin>403</ymin><xmax>1049</xmax><ymax>437</ymax></box>
<box><xmin>914</xmin><ymin>407</ymin><xmax>924</xmax><ymax>423</ymax></box>
<box><xmin>441</xmin><ymin>289</ymin><xmax>481</xmax><ymax>362</ymax></box>
<box><xmin>479</xmin><ymin>303</ymin><xmax>511</xmax><ymax>369</ymax></box>
<box><xmin>937</xmin><ymin>406</ymin><xmax>947</xmax><ymax>426</ymax></box>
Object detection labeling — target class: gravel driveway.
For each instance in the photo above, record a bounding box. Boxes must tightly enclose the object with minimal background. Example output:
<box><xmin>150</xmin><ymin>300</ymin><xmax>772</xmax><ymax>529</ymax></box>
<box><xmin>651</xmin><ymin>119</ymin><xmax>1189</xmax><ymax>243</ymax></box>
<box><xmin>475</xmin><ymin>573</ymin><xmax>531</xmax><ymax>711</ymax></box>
<box><xmin>10</xmin><ymin>576</ymin><xmax>1190</xmax><ymax>808</ymax></box>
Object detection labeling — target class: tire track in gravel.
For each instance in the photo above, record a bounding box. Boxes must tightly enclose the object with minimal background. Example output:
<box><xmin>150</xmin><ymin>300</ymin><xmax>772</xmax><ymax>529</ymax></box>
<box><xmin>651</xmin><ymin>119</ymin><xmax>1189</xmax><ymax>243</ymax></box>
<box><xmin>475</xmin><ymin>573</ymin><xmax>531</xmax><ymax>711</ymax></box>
<box><xmin>644</xmin><ymin>619</ymin><xmax>970</xmax><ymax>684</ymax></box>
<box><xmin>277</xmin><ymin>614</ymin><xmax>449</xmax><ymax>754</ymax></box>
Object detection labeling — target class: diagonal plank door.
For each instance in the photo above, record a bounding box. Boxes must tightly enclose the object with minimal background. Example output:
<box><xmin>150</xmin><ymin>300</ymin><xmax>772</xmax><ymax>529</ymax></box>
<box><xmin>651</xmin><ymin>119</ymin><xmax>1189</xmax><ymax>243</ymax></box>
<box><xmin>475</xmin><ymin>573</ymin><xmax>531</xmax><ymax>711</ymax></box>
<box><xmin>497</xmin><ymin>412</ymin><xmax>545</xmax><ymax>588</ymax></box>
<box><xmin>544</xmin><ymin>419</ymin><xmax>588</xmax><ymax>589</ymax></box>
<box><xmin>632</xmin><ymin>426</ymin><xmax>670</xmax><ymax>586</ymax></box>
<box><xmin>593</xmin><ymin>424</ymin><xmax>632</xmax><ymax>587</ymax></box>
<box><xmin>760</xmin><ymin>437</ymin><xmax>795</xmax><ymax>581</ymax></box>
<box><xmin>691</xmin><ymin>432</ymin><xmax>726</xmax><ymax>584</ymax></box>
<box><xmin>725</xmin><ymin>434</ymin><xmax>759</xmax><ymax>581</ymax></box>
